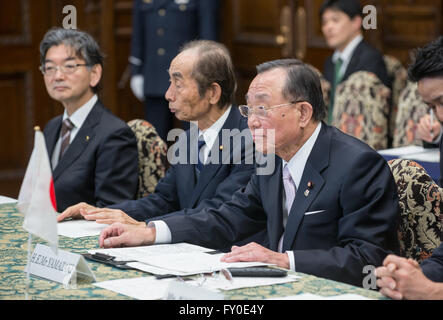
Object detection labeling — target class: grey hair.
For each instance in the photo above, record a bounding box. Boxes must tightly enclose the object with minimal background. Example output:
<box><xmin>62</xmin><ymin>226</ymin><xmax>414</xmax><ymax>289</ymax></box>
<box><xmin>179</xmin><ymin>40</ymin><xmax>237</xmax><ymax>108</ymax></box>
<box><xmin>256</xmin><ymin>59</ymin><xmax>327</xmax><ymax>122</ymax></box>
<box><xmin>39</xmin><ymin>27</ymin><xmax>104</xmax><ymax>92</ymax></box>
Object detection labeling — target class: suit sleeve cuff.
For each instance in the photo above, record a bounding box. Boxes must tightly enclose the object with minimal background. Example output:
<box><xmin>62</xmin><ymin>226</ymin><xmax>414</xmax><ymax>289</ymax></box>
<box><xmin>285</xmin><ymin>250</ymin><xmax>296</xmax><ymax>271</ymax></box>
<box><xmin>147</xmin><ymin>221</ymin><xmax>172</xmax><ymax>244</ymax></box>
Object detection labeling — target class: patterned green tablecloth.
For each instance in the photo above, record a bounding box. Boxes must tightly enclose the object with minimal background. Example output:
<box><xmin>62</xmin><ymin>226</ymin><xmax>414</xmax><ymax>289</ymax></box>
<box><xmin>0</xmin><ymin>203</ymin><xmax>386</xmax><ymax>300</ymax></box>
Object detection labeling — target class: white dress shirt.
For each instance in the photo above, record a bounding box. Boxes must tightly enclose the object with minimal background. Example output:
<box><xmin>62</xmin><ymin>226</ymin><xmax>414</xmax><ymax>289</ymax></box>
<box><xmin>149</xmin><ymin>105</ymin><xmax>232</xmax><ymax>243</ymax></box>
<box><xmin>51</xmin><ymin>95</ymin><xmax>98</xmax><ymax>169</ymax></box>
<box><xmin>332</xmin><ymin>34</ymin><xmax>363</xmax><ymax>80</ymax></box>
<box><xmin>279</xmin><ymin>122</ymin><xmax>322</xmax><ymax>271</ymax></box>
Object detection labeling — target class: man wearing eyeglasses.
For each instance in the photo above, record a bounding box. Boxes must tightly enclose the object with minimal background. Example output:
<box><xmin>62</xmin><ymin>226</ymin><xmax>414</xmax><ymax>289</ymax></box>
<box><xmin>39</xmin><ymin>28</ymin><xmax>138</xmax><ymax>212</ymax></box>
<box><xmin>99</xmin><ymin>59</ymin><xmax>399</xmax><ymax>287</ymax></box>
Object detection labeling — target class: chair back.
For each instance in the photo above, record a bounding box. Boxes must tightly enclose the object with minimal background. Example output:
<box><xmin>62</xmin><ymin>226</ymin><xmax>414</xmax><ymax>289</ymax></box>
<box><xmin>393</xmin><ymin>81</ymin><xmax>430</xmax><ymax>147</ymax></box>
<box><xmin>127</xmin><ymin>119</ymin><xmax>168</xmax><ymax>199</ymax></box>
<box><xmin>332</xmin><ymin>71</ymin><xmax>391</xmax><ymax>150</ymax></box>
<box><xmin>306</xmin><ymin>64</ymin><xmax>331</xmax><ymax>112</ymax></box>
<box><xmin>383</xmin><ymin>55</ymin><xmax>408</xmax><ymax>145</ymax></box>
<box><xmin>388</xmin><ymin>159</ymin><xmax>443</xmax><ymax>262</ymax></box>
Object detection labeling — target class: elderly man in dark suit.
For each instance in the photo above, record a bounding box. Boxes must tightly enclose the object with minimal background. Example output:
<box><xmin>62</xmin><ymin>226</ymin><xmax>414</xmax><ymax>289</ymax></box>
<box><xmin>58</xmin><ymin>40</ymin><xmax>265</xmax><ymax>247</ymax></box>
<box><xmin>320</xmin><ymin>0</ymin><xmax>390</xmax><ymax>124</ymax></box>
<box><xmin>99</xmin><ymin>59</ymin><xmax>399</xmax><ymax>287</ymax></box>
<box><xmin>39</xmin><ymin>28</ymin><xmax>138</xmax><ymax>213</ymax></box>
<box><xmin>129</xmin><ymin>0</ymin><xmax>221</xmax><ymax>141</ymax></box>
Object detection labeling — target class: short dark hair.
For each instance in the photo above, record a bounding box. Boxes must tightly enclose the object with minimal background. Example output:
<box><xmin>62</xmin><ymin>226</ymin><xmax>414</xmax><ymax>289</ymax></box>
<box><xmin>408</xmin><ymin>36</ymin><xmax>443</xmax><ymax>82</ymax></box>
<box><xmin>180</xmin><ymin>40</ymin><xmax>237</xmax><ymax>108</ymax></box>
<box><xmin>39</xmin><ymin>27</ymin><xmax>104</xmax><ymax>93</ymax></box>
<box><xmin>319</xmin><ymin>0</ymin><xmax>362</xmax><ymax>19</ymax></box>
<box><xmin>256</xmin><ymin>59</ymin><xmax>327</xmax><ymax>122</ymax></box>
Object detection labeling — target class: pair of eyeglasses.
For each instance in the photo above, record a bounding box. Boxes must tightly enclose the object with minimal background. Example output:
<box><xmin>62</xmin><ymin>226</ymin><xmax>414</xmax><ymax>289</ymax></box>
<box><xmin>39</xmin><ymin>63</ymin><xmax>89</xmax><ymax>76</ymax></box>
<box><xmin>238</xmin><ymin>100</ymin><xmax>305</xmax><ymax>118</ymax></box>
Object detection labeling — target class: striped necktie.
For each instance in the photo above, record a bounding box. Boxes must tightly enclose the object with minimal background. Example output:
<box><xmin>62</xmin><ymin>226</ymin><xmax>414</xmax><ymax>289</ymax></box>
<box><xmin>59</xmin><ymin>118</ymin><xmax>74</xmax><ymax>160</ymax></box>
<box><xmin>196</xmin><ymin>138</ymin><xmax>206</xmax><ymax>173</ymax></box>
<box><xmin>278</xmin><ymin>164</ymin><xmax>297</xmax><ymax>252</ymax></box>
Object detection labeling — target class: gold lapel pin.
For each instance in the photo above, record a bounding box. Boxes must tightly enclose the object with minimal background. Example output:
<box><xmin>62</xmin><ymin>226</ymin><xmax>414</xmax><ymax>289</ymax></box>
<box><xmin>304</xmin><ymin>181</ymin><xmax>314</xmax><ymax>197</ymax></box>
<box><xmin>85</xmin><ymin>135</ymin><xmax>90</xmax><ymax>141</ymax></box>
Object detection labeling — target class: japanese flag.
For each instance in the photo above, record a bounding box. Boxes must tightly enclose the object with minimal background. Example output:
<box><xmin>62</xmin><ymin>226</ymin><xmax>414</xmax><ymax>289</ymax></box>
<box><xmin>18</xmin><ymin>127</ymin><xmax>58</xmax><ymax>249</ymax></box>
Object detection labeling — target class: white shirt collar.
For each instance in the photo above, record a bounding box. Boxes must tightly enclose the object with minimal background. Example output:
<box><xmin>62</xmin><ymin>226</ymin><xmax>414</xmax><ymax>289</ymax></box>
<box><xmin>282</xmin><ymin>122</ymin><xmax>322</xmax><ymax>189</ymax></box>
<box><xmin>198</xmin><ymin>105</ymin><xmax>232</xmax><ymax>151</ymax></box>
<box><xmin>332</xmin><ymin>34</ymin><xmax>363</xmax><ymax>63</ymax></box>
<box><xmin>62</xmin><ymin>94</ymin><xmax>98</xmax><ymax>129</ymax></box>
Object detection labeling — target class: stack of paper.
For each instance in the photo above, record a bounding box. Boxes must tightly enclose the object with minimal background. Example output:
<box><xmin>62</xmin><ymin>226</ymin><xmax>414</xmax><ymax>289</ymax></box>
<box><xmin>58</xmin><ymin>219</ymin><xmax>107</xmax><ymax>238</ymax></box>
<box><xmin>88</xmin><ymin>243</ymin><xmax>271</xmax><ymax>276</ymax></box>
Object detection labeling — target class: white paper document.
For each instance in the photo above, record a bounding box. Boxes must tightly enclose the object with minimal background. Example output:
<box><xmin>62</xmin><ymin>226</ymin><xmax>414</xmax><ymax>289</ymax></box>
<box><xmin>268</xmin><ymin>293</ymin><xmax>373</xmax><ymax>300</ymax></box>
<box><xmin>378</xmin><ymin>146</ymin><xmax>440</xmax><ymax>162</ymax></box>
<box><xmin>404</xmin><ymin>150</ymin><xmax>440</xmax><ymax>163</ymax></box>
<box><xmin>94</xmin><ymin>276</ymin><xmax>175</xmax><ymax>300</ymax></box>
<box><xmin>89</xmin><ymin>243</ymin><xmax>270</xmax><ymax>275</ymax></box>
<box><xmin>378</xmin><ymin>145</ymin><xmax>426</xmax><ymax>156</ymax></box>
<box><xmin>94</xmin><ymin>273</ymin><xmax>299</xmax><ymax>300</ymax></box>
<box><xmin>188</xmin><ymin>274</ymin><xmax>300</xmax><ymax>292</ymax></box>
<box><xmin>0</xmin><ymin>195</ymin><xmax>17</xmax><ymax>204</ymax></box>
<box><xmin>58</xmin><ymin>219</ymin><xmax>107</xmax><ymax>238</ymax></box>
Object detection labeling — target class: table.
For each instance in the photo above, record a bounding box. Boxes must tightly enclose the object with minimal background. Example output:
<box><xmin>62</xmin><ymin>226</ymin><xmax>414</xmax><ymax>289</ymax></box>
<box><xmin>0</xmin><ymin>203</ymin><xmax>385</xmax><ymax>300</ymax></box>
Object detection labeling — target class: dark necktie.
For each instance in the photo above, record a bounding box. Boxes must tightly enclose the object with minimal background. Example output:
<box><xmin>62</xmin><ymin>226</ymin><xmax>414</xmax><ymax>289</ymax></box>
<box><xmin>196</xmin><ymin>138</ymin><xmax>206</xmax><ymax>173</ymax></box>
<box><xmin>328</xmin><ymin>57</ymin><xmax>344</xmax><ymax>124</ymax></box>
<box><xmin>59</xmin><ymin>118</ymin><xmax>74</xmax><ymax>160</ymax></box>
<box><xmin>278</xmin><ymin>165</ymin><xmax>297</xmax><ymax>252</ymax></box>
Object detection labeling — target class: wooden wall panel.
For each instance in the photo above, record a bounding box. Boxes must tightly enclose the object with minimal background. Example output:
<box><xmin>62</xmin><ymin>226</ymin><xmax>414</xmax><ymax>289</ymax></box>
<box><xmin>0</xmin><ymin>0</ymin><xmax>442</xmax><ymax>198</ymax></box>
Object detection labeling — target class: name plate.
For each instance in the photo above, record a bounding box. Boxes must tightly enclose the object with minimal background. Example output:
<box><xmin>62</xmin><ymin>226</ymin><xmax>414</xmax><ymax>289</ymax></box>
<box><xmin>26</xmin><ymin>244</ymin><xmax>96</xmax><ymax>286</ymax></box>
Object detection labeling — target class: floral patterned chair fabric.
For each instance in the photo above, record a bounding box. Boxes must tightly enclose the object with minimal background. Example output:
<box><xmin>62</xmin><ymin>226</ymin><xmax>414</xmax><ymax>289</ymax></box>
<box><xmin>307</xmin><ymin>64</ymin><xmax>331</xmax><ymax>113</ymax></box>
<box><xmin>393</xmin><ymin>81</ymin><xmax>430</xmax><ymax>147</ymax></box>
<box><xmin>127</xmin><ymin>119</ymin><xmax>168</xmax><ymax>199</ymax></box>
<box><xmin>332</xmin><ymin>71</ymin><xmax>391</xmax><ymax>150</ymax></box>
<box><xmin>388</xmin><ymin>159</ymin><xmax>443</xmax><ymax>262</ymax></box>
<box><xmin>384</xmin><ymin>55</ymin><xmax>408</xmax><ymax>144</ymax></box>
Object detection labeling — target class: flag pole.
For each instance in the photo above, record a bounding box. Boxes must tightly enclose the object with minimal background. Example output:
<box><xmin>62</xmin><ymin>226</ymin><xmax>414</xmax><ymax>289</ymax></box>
<box><xmin>24</xmin><ymin>126</ymin><xmax>39</xmax><ymax>300</ymax></box>
<box><xmin>25</xmin><ymin>232</ymin><xmax>32</xmax><ymax>300</ymax></box>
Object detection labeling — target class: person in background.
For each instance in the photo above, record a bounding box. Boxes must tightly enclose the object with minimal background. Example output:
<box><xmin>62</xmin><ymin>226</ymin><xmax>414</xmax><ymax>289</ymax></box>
<box><xmin>376</xmin><ymin>36</ymin><xmax>443</xmax><ymax>300</ymax></box>
<box><xmin>412</xmin><ymin>36</ymin><xmax>443</xmax><ymax>186</ymax></box>
<box><xmin>40</xmin><ymin>28</ymin><xmax>138</xmax><ymax>213</ymax></box>
<box><xmin>129</xmin><ymin>0</ymin><xmax>220</xmax><ymax>141</ymax></box>
<box><xmin>320</xmin><ymin>0</ymin><xmax>390</xmax><ymax>124</ymax></box>
<box><xmin>58</xmin><ymin>40</ymin><xmax>266</xmax><ymax>248</ymax></box>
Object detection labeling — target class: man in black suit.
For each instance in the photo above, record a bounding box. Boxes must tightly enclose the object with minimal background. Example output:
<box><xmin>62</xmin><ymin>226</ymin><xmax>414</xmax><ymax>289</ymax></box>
<box><xmin>376</xmin><ymin>37</ymin><xmax>443</xmax><ymax>300</ymax></box>
<box><xmin>320</xmin><ymin>0</ymin><xmax>390</xmax><ymax>124</ymax></box>
<box><xmin>39</xmin><ymin>28</ymin><xmax>138</xmax><ymax>213</ymax></box>
<box><xmin>58</xmin><ymin>40</ymin><xmax>264</xmax><ymax>246</ymax></box>
<box><xmin>413</xmin><ymin>36</ymin><xmax>443</xmax><ymax>186</ymax></box>
<box><xmin>129</xmin><ymin>0</ymin><xmax>221</xmax><ymax>141</ymax></box>
<box><xmin>99</xmin><ymin>59</ymin><xmax>399</xmax><ymax>287</ymax></box>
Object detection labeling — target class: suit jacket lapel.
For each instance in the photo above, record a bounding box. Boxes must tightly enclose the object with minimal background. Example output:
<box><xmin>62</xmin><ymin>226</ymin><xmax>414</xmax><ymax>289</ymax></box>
<box><xmin>282</xmin><ymin>123</ymin><xmax>331</xmax><ymax>251</ymax></box>
<box><xmin>267</xmin><ymin>159</ymin><xmax>284</xmax><ymax>251</ymax></box>
<box><xmin>46</xmin><ymin>117</ymin><xmax>62</xmax><ymax>161</ymax></box>
<box><xmin>189</xmin><ymin>107</ymin><xmax>240</xmax><ymax>207</ymax></box>
<box><xmin>342</xmin><ymin>41</ymin><xmax>364</xmax><ymax>82</ymax></box>
<box><xmin>53</xmin><ymin>102</ymin><xmax>102</xmax><ymax>180</ymax></box>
